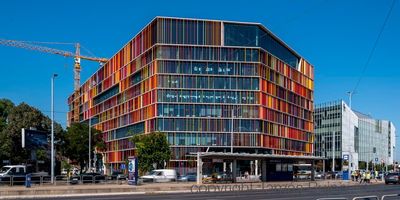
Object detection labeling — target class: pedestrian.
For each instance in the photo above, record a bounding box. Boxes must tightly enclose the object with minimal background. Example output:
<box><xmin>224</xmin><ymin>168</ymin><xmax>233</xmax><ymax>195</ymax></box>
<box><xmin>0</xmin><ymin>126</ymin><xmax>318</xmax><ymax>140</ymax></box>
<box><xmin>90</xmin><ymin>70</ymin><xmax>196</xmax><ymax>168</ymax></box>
<box><xmin>375</xmin><ymin>170</ymin><xmax>378</xmax><ymax>182</ymax></box>
<box><xmin>360</xmin><ymin>171</ymin><xmax>365</xmax><ymax>184</ymax></box>
<box><xmin>352</xmin><ymin>171</ymin><xmax>357</xmax><ymax>181</ymax></box>
<box><xmin>212</xmin><ymin>172</ymin><xmax>218</xmax><ymax>183</ymax></box>
<box><xmin>356</xmin><ymin>170</ymin><xmax>360</xmax><ymax>182</ymax></box>
<box><xmin>366</xmin><ymin>171</ymin><xmax>371</xmax><ymax>184</ymax></box>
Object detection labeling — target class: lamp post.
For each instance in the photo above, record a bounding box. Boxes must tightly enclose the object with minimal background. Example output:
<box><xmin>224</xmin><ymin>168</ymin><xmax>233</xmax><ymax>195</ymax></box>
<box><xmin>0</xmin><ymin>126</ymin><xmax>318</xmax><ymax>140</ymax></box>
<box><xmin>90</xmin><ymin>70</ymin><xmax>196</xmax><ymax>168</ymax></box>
<box><xmin>332</xmin><ymin>131</ymin><xmax>335</xmax><ymax>172</ymax></box>
<box><xmin>346</xmin><ymin>91</ymin><xmax>356</xmax><ymax>109</ymax></box>
<box><xmin>51</xmin><ymin>73</ymin><xmax>58</xmax><ymax>184</ymax></box>
<box><xmin>89</xmin><ymin>117</ymin><xmax>91</xmax><ymax>172</ymax></box>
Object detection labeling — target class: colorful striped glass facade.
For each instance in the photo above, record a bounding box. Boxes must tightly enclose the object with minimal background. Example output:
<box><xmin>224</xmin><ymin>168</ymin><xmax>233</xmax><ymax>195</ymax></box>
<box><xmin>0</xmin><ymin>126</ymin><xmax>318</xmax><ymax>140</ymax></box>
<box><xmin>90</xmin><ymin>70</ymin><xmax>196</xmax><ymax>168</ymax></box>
<box><xmin>67</xmin><ymin>17</ymin><xmax>314</xmax><ymax>174</ymax></box>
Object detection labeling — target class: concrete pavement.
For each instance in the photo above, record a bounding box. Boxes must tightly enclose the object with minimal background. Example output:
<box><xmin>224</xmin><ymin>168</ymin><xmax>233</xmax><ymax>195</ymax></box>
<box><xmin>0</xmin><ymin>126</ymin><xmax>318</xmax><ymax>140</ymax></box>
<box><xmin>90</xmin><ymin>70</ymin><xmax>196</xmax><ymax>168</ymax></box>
<box><xmin>0</xmin><ymin>179</ymin><xmax>385</xmax><ymax>199</ymax></box>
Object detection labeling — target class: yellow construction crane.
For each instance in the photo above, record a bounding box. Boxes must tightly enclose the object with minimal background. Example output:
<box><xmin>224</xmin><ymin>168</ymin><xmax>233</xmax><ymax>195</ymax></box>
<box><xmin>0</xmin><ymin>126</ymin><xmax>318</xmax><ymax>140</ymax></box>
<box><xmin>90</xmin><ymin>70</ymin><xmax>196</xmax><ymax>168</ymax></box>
<box><xmin>0</xmin><ymin>39</ymin><xmax>108</xmax><ymax>90</ymax></box>
<box><xmin>0</xmin><ymin>39</ymin><xmax>108</xmax><ymax>121</ymax></box>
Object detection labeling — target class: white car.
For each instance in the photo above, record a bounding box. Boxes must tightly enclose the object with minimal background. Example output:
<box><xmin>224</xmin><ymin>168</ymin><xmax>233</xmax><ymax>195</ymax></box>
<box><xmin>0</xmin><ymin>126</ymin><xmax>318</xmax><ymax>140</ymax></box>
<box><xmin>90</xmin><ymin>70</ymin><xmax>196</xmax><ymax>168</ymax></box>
<box><xmin>296</xmin><ymin>170</ymin><xmax>312</xmax><ymax>179</ymax></box>
<box><xmin>141</xmin><ymin>169</ymin><xmax>177</xmax><ymax>183</ymax></box>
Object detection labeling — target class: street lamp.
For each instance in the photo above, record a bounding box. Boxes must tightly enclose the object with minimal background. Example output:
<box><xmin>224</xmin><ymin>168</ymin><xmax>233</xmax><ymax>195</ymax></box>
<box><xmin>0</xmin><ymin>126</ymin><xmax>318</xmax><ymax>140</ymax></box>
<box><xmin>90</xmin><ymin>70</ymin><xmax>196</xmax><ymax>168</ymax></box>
<box><xmin>346</xmin><ymin>91</ymin><xmax>356</xmax><ymax>109</ymax></box>
<box><xmin>89</xmin><ymin>116</ymin><xmax>91</xmax><ymax>172</ymax></box>
<box><xmin>51</xmin><ymin>73</ymin><xmax>58</xmax><ymax>184</ymax></box>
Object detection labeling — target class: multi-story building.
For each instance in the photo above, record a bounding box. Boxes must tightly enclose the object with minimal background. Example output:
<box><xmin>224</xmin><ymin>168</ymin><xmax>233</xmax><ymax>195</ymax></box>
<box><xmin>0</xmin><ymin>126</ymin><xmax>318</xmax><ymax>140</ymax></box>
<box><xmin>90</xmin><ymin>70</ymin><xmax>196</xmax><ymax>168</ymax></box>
<box><xmin>67</xmin><ymin>17</ymin><xmax>314</xmax><ymax>175</ymax></box>
<box><xmin>314</xmin><ymin>100</ymin><xmax>395</xmax><ymax>172</ymax></box>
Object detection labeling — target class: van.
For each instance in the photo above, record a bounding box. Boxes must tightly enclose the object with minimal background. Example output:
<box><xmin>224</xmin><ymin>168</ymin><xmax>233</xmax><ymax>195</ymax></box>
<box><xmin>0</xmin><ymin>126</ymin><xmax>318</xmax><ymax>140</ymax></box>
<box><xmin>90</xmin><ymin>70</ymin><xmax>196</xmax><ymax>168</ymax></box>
<box><xmin>0</xmin><ymin>165</ymin><xmax>27</xmax><ymax>184</ymax></box>
<box><xmin>141</xmin><ymin>169</ymin><xmax>177</xmax><ymax>183</ymax></box>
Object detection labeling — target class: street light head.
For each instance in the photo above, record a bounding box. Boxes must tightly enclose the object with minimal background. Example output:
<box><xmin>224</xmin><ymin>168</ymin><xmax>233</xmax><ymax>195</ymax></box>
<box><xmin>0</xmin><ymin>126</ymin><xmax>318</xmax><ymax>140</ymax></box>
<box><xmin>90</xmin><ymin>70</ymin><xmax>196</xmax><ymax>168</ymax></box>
<box><xmin>53</xmin><ymin>74</ymin><xmax>58</xmax><ymax>78</ymax></box>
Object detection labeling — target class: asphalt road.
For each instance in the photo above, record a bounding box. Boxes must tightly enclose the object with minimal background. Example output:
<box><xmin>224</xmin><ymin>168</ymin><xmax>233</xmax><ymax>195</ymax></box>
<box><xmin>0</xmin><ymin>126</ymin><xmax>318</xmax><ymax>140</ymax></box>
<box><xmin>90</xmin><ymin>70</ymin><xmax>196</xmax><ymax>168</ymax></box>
<box><xmin>29</xmin><ymin>184</ymin><xmax>400</xmax><ymax>200</ymax></box>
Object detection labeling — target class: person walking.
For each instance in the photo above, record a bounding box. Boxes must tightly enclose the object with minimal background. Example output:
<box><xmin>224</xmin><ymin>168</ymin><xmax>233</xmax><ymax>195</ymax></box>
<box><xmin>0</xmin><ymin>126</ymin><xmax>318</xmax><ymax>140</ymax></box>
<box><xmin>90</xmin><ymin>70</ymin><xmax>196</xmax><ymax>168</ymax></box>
<box><xmin>366</xmin><ymin>171</ymin><xmax>371</xmax><ymax>184</ymax></box>
<box><xmin>360</xmin><ymin>171</ymin><xmax>366</xmax><ymax>184</ymax></box>
<box><xmin>352</xmin><ymin>171</ymin><xmax>357</xmax><ymax>181</ymax></box>
<box><xmin>375</xmin><ymin>170</ymin><xmax>378</xmax><ymax>182</ymax></box>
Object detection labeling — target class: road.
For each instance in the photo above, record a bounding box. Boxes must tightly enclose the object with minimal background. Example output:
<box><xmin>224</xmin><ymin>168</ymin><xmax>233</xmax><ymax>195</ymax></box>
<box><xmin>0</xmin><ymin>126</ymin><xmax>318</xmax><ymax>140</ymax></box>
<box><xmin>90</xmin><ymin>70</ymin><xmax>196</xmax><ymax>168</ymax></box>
<box><xmin>28</xmin><ymin>184</ymin><xmax>400</xmax><ymax>200</ymax></box>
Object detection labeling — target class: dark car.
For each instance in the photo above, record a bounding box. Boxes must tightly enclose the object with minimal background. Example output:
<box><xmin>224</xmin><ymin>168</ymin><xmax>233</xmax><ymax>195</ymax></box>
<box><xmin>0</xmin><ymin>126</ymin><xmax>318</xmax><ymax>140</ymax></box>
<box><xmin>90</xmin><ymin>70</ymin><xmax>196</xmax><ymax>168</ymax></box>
<box><xmin>178</xmin><ymin>172</ymin><xmax>197</xmax><ymax>182</ymax></box>
<box><xmin>385</xmin><ymin>172</ymin><xmax>400</xmax><ymax>184</ymax></box>
<box><xmin>69</xmin><ymin>173</ymin><xmax>106</xmax><ymax>184</ymax></box>
<box><xmin>110</xmin><ymin>171</ymin><xmax>127</xmax><ymax>180</ymax></box>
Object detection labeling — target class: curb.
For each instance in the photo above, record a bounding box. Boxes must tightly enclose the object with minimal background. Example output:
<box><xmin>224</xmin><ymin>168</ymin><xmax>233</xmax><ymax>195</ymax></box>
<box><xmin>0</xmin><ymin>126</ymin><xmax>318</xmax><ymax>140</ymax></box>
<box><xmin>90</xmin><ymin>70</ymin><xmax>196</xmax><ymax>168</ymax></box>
<box><xmin>0</xmin><ymin>190</ymin><xmax>193</xmax><ymax>199</ymax></box>
<box><xmin>0</xmin><ymin>181</ymin><xmax>382</xmax><ymax>198</ymax></box>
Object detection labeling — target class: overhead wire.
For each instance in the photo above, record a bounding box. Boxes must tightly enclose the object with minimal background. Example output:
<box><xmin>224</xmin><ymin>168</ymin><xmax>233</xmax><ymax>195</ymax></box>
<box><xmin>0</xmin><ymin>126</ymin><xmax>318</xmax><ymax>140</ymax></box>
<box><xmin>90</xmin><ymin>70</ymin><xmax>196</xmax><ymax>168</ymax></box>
<box><xmin>351</xmin><ymin>0</ymin><xmax>397</xmax><ymax>93</ymax></box>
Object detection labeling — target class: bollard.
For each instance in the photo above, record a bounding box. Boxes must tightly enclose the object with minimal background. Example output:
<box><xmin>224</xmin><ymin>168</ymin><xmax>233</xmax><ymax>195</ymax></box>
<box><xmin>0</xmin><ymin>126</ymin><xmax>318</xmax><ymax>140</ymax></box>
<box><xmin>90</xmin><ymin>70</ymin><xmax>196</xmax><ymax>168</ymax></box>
<box><xmin>25</xmin><ymin>174</ymin><xmax>31</xmax><ymax>188</ymax></box>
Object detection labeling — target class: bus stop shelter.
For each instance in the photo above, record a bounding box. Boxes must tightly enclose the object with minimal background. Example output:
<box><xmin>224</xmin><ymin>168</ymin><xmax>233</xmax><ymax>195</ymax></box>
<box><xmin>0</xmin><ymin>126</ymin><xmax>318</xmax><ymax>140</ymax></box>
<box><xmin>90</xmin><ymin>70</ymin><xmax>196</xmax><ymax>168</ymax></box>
<box><xmin>192</xmin><ymin>152</ymin><xmax>323</xmax><ymax>184</ymax></box>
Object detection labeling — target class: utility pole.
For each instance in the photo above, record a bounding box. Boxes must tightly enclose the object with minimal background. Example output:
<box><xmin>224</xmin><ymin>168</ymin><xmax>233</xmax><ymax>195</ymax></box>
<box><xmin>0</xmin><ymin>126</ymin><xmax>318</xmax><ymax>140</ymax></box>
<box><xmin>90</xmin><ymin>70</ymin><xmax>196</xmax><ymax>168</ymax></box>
<box><xmin>89</xmin><ymin>117</ymin><xmax>92</xmax><ymax>172</ymax></box>
<box><xmin>346</xmin><ymin>91</ymin><xmax>356</xmax><ymax>109</ymax></box>
<box><xmin>332</xmin><ymin>131</ymin><xmax>335</xmax><ymax>172</ymax></box>
<box><xmin>51</xmin><ymin>74</ymin><xmax>58</xmax><ymax>184</ymax></box>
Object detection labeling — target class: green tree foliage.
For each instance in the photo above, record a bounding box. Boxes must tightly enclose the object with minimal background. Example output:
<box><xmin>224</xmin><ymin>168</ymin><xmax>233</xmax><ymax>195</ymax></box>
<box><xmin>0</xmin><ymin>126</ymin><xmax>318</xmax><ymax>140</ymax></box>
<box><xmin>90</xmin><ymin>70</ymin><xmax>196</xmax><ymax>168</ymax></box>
<box><xmin>62</xmin><ymin>122</ymin><xmax>105</xmax><ymax>173</ymax></box>
<box><xmin>131</xmin><ymin>132</ymin><xmax>171</xmax><ymax>174</ymax></box>
<box><xmin>0</xmin><ymin>98</ymin><xmax>14</xmax><ymax>132</ymax></box>
<box><xmin>0</xmin><ymin>101</ymin><xmax>63</xmax><ymax>164</ymax></box>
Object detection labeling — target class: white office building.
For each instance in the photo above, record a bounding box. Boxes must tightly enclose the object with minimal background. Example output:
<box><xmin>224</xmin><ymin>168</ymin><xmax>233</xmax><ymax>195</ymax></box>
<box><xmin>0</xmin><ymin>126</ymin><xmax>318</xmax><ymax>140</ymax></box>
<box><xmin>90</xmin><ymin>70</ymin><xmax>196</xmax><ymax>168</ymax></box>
<box><xmin>314</xmin><ymin>100</ymin><xmax>395</xmax><ymax>171</ymax></box>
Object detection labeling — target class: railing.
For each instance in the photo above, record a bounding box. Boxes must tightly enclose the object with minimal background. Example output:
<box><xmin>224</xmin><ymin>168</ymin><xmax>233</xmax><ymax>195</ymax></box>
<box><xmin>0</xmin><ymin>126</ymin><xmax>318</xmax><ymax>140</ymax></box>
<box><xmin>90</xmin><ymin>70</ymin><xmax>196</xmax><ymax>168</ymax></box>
<box><xmin>0</xmin><ymin>175</ymin><xmax>129</xmax><ymax>186</ymax></box>
<box><xmin>381</xmin><ymin>194</ymin><xmax>400</xmax><ymax>200</ymax></box>
<box><xmin>352</xmin><ymin>196</ymin><xmax>379</xmax><ymax>200</ymax></box>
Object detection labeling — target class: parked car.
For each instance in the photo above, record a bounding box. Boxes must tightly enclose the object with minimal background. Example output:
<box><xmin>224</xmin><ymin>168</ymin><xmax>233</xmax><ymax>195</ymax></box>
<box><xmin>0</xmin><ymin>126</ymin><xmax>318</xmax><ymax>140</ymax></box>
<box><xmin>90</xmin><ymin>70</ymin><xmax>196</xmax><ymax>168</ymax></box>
<box><xmin>315</xmin><ymin>172</ymin><xmax>324</xmax><ymax>179</ymax></box>
<box><xmin>0</xmin><ymin>165</ymin><xmax>27</xmax><ymax>185</ymax></box>
<box><xmin>110</xmin><ymin>171</ymin><xmax>127</xmax><ymax>180</ymax></box>
<box><xmin>385</xmin><ymin>172</ymin><xmax>400</xmax><ymax>184</ymax></box>
<box><xmin>69</xmin><ymin>172</ymin><xmax>106</xmax><ymax>184</ymax></box>
<box><xmin>178</xmin><ymin>172</ymin><xmax>197</xmax><ymax>182</ymax></box>
<box><xmin>141</xmin><ymin>169</ymin><xmax>177</xmax><ymax>183</ymax></box>
<box><xmin>295</xmin><ymin>170</ymin><xmax>311</xmax><ymax>180</ymax></box>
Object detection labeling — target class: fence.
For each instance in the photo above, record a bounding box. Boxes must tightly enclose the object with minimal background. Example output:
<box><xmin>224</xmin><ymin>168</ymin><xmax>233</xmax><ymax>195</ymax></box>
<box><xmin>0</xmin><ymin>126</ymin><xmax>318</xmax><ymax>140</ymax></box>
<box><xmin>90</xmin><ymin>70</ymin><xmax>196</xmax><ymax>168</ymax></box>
<box><xmin>0</xmin><ymin>175</ymin><xmax>129</xmax><ymax>186</ymax></box>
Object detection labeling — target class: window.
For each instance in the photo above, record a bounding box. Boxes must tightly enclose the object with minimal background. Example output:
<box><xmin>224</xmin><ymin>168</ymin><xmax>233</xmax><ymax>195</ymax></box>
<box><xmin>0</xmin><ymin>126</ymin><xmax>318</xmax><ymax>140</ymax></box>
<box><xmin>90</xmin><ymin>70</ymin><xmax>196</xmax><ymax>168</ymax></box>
<box><xmin>224</xmin><ymin>23</ymin><xmax>298</xmax><ymax>68</ymax></box>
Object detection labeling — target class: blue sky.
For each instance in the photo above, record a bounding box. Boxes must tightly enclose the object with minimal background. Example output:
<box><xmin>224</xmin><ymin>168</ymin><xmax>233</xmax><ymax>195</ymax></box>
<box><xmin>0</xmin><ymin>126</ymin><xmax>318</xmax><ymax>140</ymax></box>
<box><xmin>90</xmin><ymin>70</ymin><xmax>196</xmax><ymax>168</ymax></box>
<box><xmin>0</xmin><ymin>0</ymin><xmax>399</xmax><ymax>160</ymax></box>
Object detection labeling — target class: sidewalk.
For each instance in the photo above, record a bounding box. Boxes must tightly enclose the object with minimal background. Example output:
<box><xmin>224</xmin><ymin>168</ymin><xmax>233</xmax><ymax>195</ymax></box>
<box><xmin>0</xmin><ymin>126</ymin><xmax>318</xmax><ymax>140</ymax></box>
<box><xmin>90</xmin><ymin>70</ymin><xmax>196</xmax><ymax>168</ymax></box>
<box><xmin>0</xmin><ymin>180</ymin><xmax>384</xmax><ymax>199</ymax></box>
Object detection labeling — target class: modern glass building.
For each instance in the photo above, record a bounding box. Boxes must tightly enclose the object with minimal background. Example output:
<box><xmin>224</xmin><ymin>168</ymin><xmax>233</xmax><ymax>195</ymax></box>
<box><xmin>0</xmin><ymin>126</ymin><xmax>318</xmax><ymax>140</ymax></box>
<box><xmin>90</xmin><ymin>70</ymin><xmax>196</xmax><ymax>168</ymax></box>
<box><xmin>314</xmin><ymin>100</ymin><xmax>395</xmax><ymax>172</ymax></box>
<box><xmin>67</xmin><ymin>17</ymin><xmax>314</xmax><ymax>175</ymax></box>
<box><xmin>355</xmin><ymin>111</ymin><xmax>396</xmax><ymax>165</ymax></box>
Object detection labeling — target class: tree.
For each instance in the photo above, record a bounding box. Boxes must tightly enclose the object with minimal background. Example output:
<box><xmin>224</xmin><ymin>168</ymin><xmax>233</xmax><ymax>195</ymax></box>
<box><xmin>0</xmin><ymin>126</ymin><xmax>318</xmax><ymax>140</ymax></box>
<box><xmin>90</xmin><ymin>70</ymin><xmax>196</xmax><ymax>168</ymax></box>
<box><xmin>0</xmin><ymin>102</ymin><xmax>63</xmax><ymax>164</ymax></box>
<box><xmin>0</xmin><ymin>98</ymin><xmax>14</xmax><ymax>132</ymax></box>
<box><xmin>62</xmin><ymin>122</ymin><xmax>106</xmax><ymax>173</ymax></box>
<box><xmin>131</xmin><ymin>132</ymin><xmax>171</xmax><ymax>174</ymax></box>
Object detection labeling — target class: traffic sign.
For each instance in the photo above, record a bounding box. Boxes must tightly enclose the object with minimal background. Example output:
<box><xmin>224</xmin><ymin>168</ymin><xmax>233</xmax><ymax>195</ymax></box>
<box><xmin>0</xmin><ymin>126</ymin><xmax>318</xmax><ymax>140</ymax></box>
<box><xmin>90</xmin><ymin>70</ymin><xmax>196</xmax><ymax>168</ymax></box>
<box><xmin>343</xmin><ymin>154</ymin><xmax>349</xmax><ymax>160</ymax></box>
<box><xmin>375</xmin><ymin>158</ymin><xmax>378</xmax><ymax>162</ymax></box>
